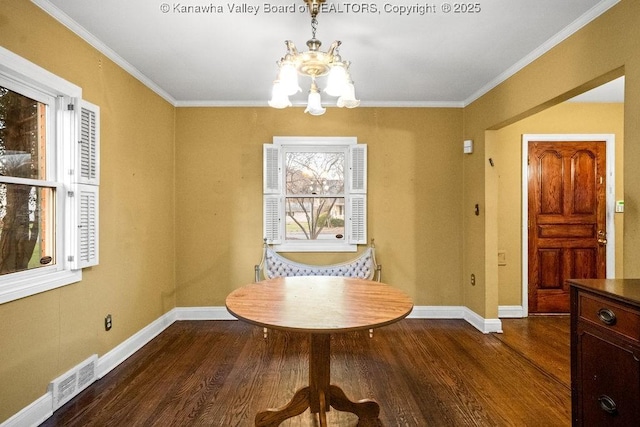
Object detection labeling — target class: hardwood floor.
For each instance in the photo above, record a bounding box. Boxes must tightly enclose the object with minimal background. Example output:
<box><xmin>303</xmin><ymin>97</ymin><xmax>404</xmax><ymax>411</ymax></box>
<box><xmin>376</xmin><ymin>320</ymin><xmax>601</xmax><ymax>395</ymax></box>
<box><xmin>40</xmin><ymin>318</ymin><xmax>571</xmax><ymax>426</ymax></box>
<box><xmin>493</xmin><ymin>315</ymin><xmax>570</xmax><ymax>388</ymax></box>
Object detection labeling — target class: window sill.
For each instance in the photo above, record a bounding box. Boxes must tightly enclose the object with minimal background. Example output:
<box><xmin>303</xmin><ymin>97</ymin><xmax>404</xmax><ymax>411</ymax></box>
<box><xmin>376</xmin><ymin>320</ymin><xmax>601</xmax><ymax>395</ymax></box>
<box><xmin>0</xmin><ymin>269</ymin><xmax>82</xmax><ymax>305</ymax></box>
<box><xmin>274</xmin><ymin>242</ymin><xmax>358</xmax><ymax>253</ymax></box>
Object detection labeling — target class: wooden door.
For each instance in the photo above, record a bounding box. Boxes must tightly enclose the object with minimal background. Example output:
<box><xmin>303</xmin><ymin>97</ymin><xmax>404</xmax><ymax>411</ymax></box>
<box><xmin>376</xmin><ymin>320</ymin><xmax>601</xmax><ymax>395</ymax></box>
<box><xmin>528</xmin><ymin>141</ymin><xmax>606</xmax><ymax>313</ymax></box>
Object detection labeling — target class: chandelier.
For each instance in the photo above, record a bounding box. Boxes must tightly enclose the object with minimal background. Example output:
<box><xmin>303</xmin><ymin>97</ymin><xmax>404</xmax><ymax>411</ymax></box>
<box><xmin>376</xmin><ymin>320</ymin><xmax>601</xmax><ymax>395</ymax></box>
<box><xmin>268</xmin><ymin>0</ymin><xmax>359</xmax><ymax>115</ymax></box>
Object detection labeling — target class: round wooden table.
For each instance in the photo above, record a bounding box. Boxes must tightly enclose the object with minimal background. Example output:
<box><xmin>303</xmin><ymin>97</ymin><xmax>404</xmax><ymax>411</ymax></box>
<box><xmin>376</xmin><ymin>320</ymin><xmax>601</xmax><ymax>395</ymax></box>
<box><xmin>226</xmin><ymin>276</ymin><xmax>414</xmax><ymax>427</ymax></box>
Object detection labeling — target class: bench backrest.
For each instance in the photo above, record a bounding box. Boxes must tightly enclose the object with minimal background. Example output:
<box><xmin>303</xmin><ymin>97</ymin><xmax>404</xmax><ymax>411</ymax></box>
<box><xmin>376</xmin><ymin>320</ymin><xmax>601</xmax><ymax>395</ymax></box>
<box><xmin>255</xmin><ymin>242</ymin><xmax>381</xmax><ymax>282</ymax></box>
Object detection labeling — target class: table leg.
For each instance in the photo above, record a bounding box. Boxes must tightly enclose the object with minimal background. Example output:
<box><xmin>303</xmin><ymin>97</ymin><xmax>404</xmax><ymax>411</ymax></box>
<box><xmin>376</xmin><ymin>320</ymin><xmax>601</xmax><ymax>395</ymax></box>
<box><xmin>328</xmin><ymin>384</ymin><xmax>381</xmax><ymax>426</ymax></box>
<box><xmin>309</xmin><ymin>334</ymin><xmax>331</xmax><ymax>413</ymax></box>
<box><xmin>254</xmin><ymin>386</ymin><xmax>310</xmax><ymax>427</ymax></box>
<box><xmin>255</xmin><ymin>333</ymin><xmax>382</xmax><ymax>426</ymax></box>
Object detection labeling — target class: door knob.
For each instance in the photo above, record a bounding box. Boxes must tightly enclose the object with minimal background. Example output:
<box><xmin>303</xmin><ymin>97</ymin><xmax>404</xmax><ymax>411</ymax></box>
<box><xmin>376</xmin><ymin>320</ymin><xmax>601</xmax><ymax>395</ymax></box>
<box><xmin>597</xmin><ymin>230</ymin><xmax>607</xmax><ymax>246</ymax></box>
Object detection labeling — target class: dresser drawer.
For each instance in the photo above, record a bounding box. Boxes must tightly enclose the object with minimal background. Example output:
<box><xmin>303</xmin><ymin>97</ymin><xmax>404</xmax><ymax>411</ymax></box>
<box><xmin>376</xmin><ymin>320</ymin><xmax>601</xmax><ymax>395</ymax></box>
<box><xmin>578</xmin><ymin>291</ymin><xmax>640</xmax><ymax>343</ymax></box>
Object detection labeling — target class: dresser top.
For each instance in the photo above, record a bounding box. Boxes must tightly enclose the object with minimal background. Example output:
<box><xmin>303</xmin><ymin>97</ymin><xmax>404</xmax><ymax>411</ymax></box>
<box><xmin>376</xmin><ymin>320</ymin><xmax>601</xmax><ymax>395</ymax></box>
<box><xmin>568</xmin><ymin>279</ymin><xmax>640</xmax><ymax>306</ymax></box>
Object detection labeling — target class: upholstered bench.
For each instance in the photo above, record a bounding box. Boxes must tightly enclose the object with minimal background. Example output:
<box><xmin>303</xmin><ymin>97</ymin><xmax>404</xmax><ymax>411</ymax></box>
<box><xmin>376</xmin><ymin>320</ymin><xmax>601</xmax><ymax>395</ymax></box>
<box><xmin>254</xmin><ymin>239</ymin><xmax>382</xmax><ymax>338</ymax></box>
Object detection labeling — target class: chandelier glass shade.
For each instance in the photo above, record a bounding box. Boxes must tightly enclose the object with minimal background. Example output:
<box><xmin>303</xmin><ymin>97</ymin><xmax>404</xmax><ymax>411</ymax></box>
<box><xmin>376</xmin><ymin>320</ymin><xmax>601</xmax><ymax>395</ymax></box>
<box><xmin>269</xmin><ymin>0</ymin><xmax>359</xmax><ymax>115</ymax></box>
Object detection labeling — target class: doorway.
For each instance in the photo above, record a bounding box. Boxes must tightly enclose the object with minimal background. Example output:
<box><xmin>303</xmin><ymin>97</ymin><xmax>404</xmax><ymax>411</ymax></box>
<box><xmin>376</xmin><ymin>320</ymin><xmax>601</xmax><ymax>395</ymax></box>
<box><xmin>521</xmin><ymin>134</ymin><xmax>615</xmax><ymax>315</ymax></box>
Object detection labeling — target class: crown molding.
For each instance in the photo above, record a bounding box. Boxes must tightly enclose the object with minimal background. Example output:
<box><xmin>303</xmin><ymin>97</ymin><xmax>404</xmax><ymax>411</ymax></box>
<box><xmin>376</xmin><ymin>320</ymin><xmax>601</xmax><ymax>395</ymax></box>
<box><xmin>31</xmin><ymin>0</ymin><xmax>177</xmax><ymax>106</ymax></box>
<box><xmin>463</xmin><ymin>0</ymin><xmax>621</xmax><ymax>107</ymax></box>
<box><xmin>174</xmin><ymin>100</ymin><xmax>465</xmax><ymax>108</ymax></box>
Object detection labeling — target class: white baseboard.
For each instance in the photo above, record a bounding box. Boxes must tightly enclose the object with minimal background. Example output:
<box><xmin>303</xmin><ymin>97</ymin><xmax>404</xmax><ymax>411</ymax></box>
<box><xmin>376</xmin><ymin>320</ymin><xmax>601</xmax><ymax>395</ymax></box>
<box><xmin>408</xmin><ymin>305</ymin><xmax>503</xmax><ymax>333</ymax></box>
<box><xmin>2</xmin><ymin>304</ymin><xmax>502</xmax><ymax>427</ymax></box>
<box><xmin>97</xmin><ymin>309</ymin><xmax>177</xmax><ymax>379</ymax></box>
<box><xmin>408</xmin><ymin>305</ymin><xmax>467</xmax><ymax>319</ymax></box>
<box><xmin>464</xmin><ymin>308</ymin><xmax>503</xmax><ymax>333</ymax></box>
<box><xmin>175</xmin><ymin>305</ymin><xmax>503</xmax><ymax>333</ymax></box>
<box><xmin>499</xmin><ymin>305</ymin><xmax>525</xmax><ymax>318</ymax></box>
<box><xmin>174</xmin><ymin>306</ymin><xmax>236</xmax><ymax>320</ymax></box>
<box><xmin>1</xmin><ymin>310</ymin><xmax>181</xmax><ymax>427</ymax></box>
<box><xmin>1</xmin><ymin>394</ymin><xmax>52</xmax><ymax>427</ymax></box>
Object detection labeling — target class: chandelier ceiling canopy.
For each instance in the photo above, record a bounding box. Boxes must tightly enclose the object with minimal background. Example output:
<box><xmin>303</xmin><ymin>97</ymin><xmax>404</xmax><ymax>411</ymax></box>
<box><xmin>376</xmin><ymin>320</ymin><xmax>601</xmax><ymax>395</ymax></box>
<box><xmin>268</xmin><ymin>0</ymin><xmax>359</xmax><ymax>115</ymax></box>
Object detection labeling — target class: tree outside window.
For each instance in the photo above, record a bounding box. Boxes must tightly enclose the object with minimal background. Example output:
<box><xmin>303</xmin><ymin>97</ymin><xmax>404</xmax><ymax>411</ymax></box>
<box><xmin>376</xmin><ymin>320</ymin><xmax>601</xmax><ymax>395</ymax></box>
<box><xmin>0</xmin><ymin>86</ymin><xmax>52</xmax><ymax>275</ymax></box>
<box><xmin>285</xmin><ymin>151</ymin><xmax>345</xmax><ymax>241</ymax></box>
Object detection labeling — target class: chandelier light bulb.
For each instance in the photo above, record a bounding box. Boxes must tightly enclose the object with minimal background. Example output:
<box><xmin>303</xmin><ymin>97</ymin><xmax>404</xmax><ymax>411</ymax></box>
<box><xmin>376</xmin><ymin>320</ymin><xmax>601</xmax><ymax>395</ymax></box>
<box><xmin>268</xmin><ymin>80</ymin><xmax>292</xmax><ymax>109</ymax></box>
<box><xmin>337</xmin><ymin>80</ymin><xmax>360</xmax><ymax>108</ymax></box>
<box><xmin>304</xmin><ymin>81</ymin><xmax>326</xmax><ymax>115</ymax></box>
<box><xmin>325</xmin><ymin>62</ymin><xmax>348</xmax><ymax>97</ymax></box>
<box><xmin>279</xmin><ymin>61</ymin><xmax>301</xmax><ymax>96</ymax></box>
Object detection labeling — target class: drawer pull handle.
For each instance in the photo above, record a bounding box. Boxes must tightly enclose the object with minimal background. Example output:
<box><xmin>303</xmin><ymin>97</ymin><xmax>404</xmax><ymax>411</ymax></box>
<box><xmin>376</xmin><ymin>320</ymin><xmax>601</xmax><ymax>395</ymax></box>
<box><xmin>597</xmin><ymin>308</ymin><xmax>617</xmax><ymax>325</ymax></box>
<box><xmin>598</xmin><ymin>395</ymin><xmax>618</xmax><ymax>415</ymax></box>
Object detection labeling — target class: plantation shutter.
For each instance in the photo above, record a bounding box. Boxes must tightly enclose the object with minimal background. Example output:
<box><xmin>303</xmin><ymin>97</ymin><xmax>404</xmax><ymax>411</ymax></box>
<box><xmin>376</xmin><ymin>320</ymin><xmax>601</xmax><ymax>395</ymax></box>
<box><xmin>263</xmin><ymin>144</ymin><xmax>281</xmax><ymax>194</ymax></box>
<box><xmin>263</xmin><ymin>195</ymin><xmax>282</xmax><ymax>244</ymax></box>
<box><xmin>75</xmin><ymin>185</ymin><xmax>99</xmax><ymax>268</ymax></box>
<box><xmin>77</xmin><ymin>101</ymin><xmax>100</xmax><ymax>185</ymax></box>
<box><xmin>349</xmin><ymin>144</ymin><xmax>367</xmax><ymax>244</ymax></box>
<box><xmin>263</xmin><ymin>144</ymin><xmax>282</xmax><ymax>243</ymax></box>
<box><xmin>350</xmin><ymin>144</ymin><xmax>367</xmax><ymax>193</ymax></box>
<box><xmin>349</xmin><ymin>194</ymin><xmax>367</xmax><ymax>244</ymax></box>
<box><xmin>70</xmin><ymin>99</ymin><xmax>100</xmax><ymax>269</ymax></box>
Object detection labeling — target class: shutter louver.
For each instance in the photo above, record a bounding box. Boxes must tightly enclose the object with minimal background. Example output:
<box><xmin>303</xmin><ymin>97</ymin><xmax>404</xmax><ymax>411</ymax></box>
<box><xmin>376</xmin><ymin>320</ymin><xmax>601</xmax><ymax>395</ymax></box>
<box><xmin>77</xmin><ymin>185</ymin><xmax>99</xmax><ymax>268</ymax></box>
<box><xmin>70</xmin><ymin>99</ymin><xmax>100</xmax><ymax>269</ymax></box>
<box><xmin>350</xmin><ymin>144</ymin><xmax>367</xmax><ymax>193</ymax></box>
<box><xmin>263</xmin><ymin>144</ymin><xmax>281</xmax><ymax>194</ymax></box>
<box><xmin>264</xmin><ymin>144</ymin><xmax>282</xmax><ymax>243</ymax></box>
<box><xmin>75</xmin><ymin>100</ymin><xmax>100</xmax><ymax>185</ymax></box>
<box><xmin>349</xmin><ymin>195</ymin><xmax>367</xmax><ymax>244</ymax></box>
<box><xmin>79</xmin><ymin>105</ymin><xmax>98</xmax><ymax>184</ymax></box>
<box><xmin>264</xmin><ymin>195</ymin><xmax>281</xmax><ymax>244</ymax></box>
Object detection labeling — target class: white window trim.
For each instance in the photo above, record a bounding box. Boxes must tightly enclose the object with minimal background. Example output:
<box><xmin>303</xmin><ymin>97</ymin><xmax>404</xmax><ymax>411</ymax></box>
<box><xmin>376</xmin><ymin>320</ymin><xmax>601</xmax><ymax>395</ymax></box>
<box><xmin>264</xmin><ymin>136</ymin><xmax>367</xmax><ymax>253</ymax></box>
<box><xmin>0</xmin><ymin>47</ymin><xmax>81</xmax><ymax>99</ymax></box>
<box><xmin>0</xmin><ymin>46</ymin><xmax>99</xmax><ymax>305</ymax></box>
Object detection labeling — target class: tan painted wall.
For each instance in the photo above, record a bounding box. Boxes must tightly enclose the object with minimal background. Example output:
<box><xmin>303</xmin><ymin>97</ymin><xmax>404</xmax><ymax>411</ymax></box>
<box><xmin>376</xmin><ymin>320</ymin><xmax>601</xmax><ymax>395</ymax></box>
<box><xmin>174</xmin><ymin>107</ymin><xmax>464</xmax><ymax>307</ymax></box>
<box><xmin>1</xmin><ymin>0</ymin><xmax>639</xmax><ymax>422</ymax></box>
<box><xmin>0</xmin><ymin>0</ymin><xmax>176</xmax><ymax>421</ymax></box>
<box><xmin>463</xmin><ymin>0</ymin><xmax>639</xmax><ymax>318</ymax></box>
<box><xmin>493</xmin><ymin>103</ymin><xmax>624</xmax><ymax>306</ymax></box>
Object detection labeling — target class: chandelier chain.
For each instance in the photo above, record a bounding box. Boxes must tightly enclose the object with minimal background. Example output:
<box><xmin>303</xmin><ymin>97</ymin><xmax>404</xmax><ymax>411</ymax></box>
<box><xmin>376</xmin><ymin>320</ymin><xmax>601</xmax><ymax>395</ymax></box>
<box><xmin>311</xmin><ymin>17</ymin><xmax>318</xmax><ymax>39</ymax></box>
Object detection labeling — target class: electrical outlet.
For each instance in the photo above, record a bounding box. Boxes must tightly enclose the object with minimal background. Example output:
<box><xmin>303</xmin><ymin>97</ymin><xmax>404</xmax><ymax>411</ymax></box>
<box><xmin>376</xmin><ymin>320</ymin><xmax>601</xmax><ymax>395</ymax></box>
<box><xmin>470</xmin><ymin>274</ymin><xmax>476</xmax><ymax>286</ymax></box>
<box><xmin>104</xmin><ymin>314</ymin><xmax>112</xmax><ymax>331</ymax></box>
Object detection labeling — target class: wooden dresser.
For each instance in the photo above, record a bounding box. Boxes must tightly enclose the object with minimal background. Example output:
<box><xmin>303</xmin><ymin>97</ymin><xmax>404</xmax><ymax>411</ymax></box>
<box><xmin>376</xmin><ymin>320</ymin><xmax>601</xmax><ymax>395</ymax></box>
<box><xmin>569</xmin><ymin>279</ymin><xmax>640</xmax><ymax>426</ymax></box>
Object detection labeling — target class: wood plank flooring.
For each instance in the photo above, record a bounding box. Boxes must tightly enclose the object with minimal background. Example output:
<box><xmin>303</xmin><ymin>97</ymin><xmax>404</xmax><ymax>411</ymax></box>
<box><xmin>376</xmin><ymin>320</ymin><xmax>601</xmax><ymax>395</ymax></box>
<box><xmin>493</xmin><ymin>315</ymin><xmax>570</xmax><ymax>388</ymax></box>
<box><xmin>40</xmin><ymin>318</ymin><xmax>571</xmax><ymax>426</ymax></box>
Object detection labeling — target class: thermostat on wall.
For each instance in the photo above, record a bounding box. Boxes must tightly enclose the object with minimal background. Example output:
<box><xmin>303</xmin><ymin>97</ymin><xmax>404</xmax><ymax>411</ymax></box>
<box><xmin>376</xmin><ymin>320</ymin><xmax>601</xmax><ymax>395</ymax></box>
<box><xmin>616</xmin><ymin>200</ymin><xmax>624</xmax><ymax>213</ymax></box>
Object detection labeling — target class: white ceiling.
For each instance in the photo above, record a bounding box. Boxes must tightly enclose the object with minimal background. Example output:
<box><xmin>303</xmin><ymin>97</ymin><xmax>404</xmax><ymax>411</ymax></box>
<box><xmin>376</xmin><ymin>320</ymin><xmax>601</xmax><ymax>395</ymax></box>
<box><xmin>33</xmin><ymin>0</ymin><xmax>622</xmax><ymax>107</ymax></box>
<box><xmin>567</xmin><ymin>76</ymin><xmax>624</xmax><ymax>103</ymax></box>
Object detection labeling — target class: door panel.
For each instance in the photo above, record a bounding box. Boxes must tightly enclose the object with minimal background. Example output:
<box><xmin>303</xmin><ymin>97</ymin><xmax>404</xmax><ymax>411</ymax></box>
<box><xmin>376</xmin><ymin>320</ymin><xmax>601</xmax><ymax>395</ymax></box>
<box><xmin>528</xmin><ymin>141</ymin><xmax>606</xmax><ymax>313</ymax></box>
<box><xmin>572</xmin><ymin>151</ymin><xmax>597</xmax><ymax>214</ymax></box>
<box><xmin>538</xmin><ymin>249</ymin><xmax>561</xmax><ymax>289</ymax></box>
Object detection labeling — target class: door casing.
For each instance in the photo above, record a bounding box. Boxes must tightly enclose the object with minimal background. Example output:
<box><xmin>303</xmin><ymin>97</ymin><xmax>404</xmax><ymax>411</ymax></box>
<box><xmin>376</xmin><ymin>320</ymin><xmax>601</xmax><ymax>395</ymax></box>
<box><xmin>521</xmin><ymin>134</ymin><xmax>615</xmax><ymax>316</ymax></box>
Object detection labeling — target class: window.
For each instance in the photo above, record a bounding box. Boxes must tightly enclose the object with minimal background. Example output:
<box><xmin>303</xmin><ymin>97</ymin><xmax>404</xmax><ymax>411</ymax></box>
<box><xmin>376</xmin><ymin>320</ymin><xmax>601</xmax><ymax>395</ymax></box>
<box><xmin>263</xmin><ymin>137</ymin><xmax>366</xmax><ymax>252</ymax></box>
<box><xmin>0</xmin><ymin>46</ymin><xmax>99</xmax><ymax>304</ymax></box>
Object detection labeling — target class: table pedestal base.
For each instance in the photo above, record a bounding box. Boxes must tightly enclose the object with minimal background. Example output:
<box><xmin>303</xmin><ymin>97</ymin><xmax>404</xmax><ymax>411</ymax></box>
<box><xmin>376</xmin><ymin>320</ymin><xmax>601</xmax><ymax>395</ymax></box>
<box><xmin>255</xmin><ymin>334</ymin><xmax>381</xmax><ymax>427</ymax></box>
<box><xmin>255</xmin><ymin>384</ymin><xmax>380</xmax><ymax>427</ymax></box>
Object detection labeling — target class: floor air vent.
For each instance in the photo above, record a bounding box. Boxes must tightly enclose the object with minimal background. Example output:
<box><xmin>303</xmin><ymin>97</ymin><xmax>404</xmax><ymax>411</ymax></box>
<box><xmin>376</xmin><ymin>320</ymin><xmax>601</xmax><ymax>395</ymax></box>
<box><xmin>49</xmin><ymin>354</ymin><xmax>98</xmax><ymax>410</ymax></box>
